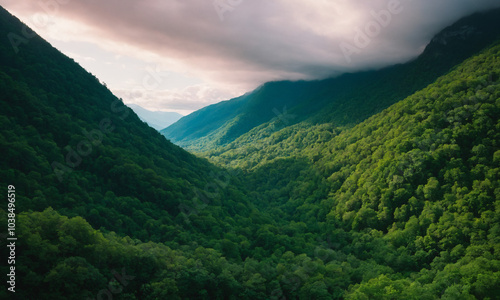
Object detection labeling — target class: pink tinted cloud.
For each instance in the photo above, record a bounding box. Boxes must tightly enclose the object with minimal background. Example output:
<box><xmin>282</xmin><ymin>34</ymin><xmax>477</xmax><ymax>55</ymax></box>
<box><xmin>1</xmin><ymin>0</ymin><xmax>500</xmax><ymax>88</ymax></box>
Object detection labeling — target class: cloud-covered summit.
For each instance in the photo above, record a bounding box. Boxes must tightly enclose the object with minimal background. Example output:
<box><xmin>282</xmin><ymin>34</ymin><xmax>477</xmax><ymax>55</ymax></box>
<box><xmin>2</xmin><ymin>0</ymin><xmax>499</xmax><ymax>112</ymax></box>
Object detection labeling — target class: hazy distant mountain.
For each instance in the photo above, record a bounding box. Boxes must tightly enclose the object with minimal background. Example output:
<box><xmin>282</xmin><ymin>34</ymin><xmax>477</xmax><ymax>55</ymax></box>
<box><xmin>128</xmin><ymin>103</ymin><xmax>182</xmax><ymax>131</ymax></box>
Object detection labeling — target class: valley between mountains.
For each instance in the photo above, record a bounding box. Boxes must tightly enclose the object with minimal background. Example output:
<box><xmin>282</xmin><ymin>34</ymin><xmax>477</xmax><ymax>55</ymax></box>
<box><xmin>1</xmin><ymin>5</ymin><xmax>500</xmax><ymax>300</ymax></box>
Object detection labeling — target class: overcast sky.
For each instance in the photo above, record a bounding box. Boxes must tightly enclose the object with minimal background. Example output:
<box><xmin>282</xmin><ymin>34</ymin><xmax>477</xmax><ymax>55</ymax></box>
<box><xmin>1</xmin><ymin>0</ymin><xmax>499</xmax><ymax>114</ymax></box>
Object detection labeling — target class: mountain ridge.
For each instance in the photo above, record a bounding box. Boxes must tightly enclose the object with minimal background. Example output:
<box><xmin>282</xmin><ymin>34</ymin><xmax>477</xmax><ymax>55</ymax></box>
<box><xmin>162</xmin><ymin>8</ymin><xmax>500</xmax><ymax>153</ymax></box>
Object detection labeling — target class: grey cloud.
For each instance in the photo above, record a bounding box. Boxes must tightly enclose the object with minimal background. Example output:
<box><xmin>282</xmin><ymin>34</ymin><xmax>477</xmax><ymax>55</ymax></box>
<box><xmin>2</xmin><ymin>0</ymin><xmax>500</xmax><ymax>88</ymax></box>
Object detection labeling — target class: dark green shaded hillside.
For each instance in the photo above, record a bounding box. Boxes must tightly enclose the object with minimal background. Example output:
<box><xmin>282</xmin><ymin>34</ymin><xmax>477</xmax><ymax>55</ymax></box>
<box><xmin>163</xmin><ymin>9</ymin><xmax>500</xmax><ymax>153</ymax></box>
<box><xmin>0</xmin><ymin>6</ymin><xmax>254</xmax><ymax>244</ymax></box>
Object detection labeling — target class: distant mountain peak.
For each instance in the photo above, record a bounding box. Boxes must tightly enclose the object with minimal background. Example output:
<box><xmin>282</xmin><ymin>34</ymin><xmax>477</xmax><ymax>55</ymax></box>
<box><xmin>425</xmin><ymin>8</ymin><xmax>500</xmax><ymax>52</ymax></box>
<box><xmin>431</xmin><ymin>25</ymin><xmax>478</xmax><ymax>45</ymax></box>
<box><xmin>127</xmin><ymin>103</ymin><xmax>182</xmax><ymax>131</ymax></box>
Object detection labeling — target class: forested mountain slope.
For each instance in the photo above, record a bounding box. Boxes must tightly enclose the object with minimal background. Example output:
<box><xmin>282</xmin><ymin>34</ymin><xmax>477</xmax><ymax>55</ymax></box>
<box><xmin>0</xmin><ymin>6</ymin><xmax>258</xmax><ymax>246</ymax></box>
<box><xmin>161</xmin><ymin>81</ymin><xmax>318</xmax><ymax>150</ymax></box>
<box><xmin>229</xmin><ymin>40</ymin><xmax>500</xmax><ymax>299</ymax></box>
<box><xmin>1</xmin><ymin>5</ymin><xmax>499</xmax><ymax>300</ymax></box>
<box><xmin>163</xmin><ymin>9</ymin><xmax>500</xmax><ymax>153</ymax></box>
